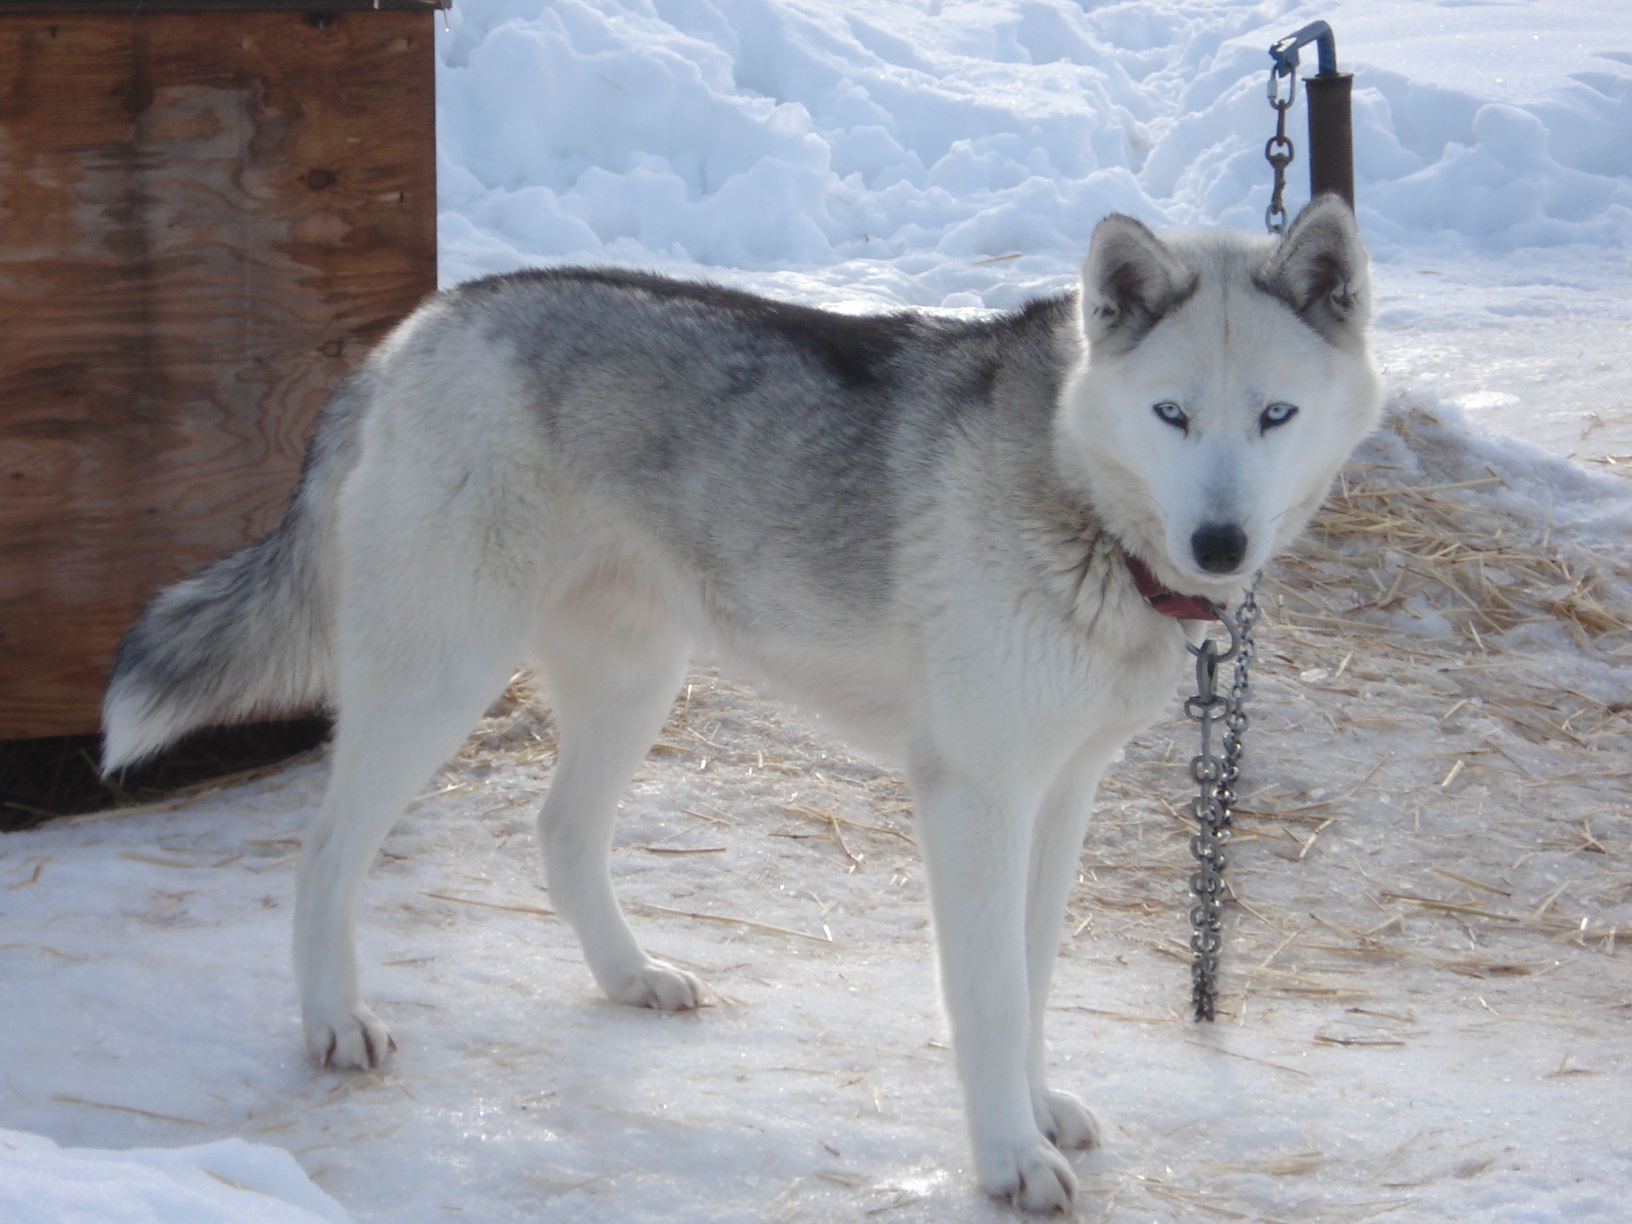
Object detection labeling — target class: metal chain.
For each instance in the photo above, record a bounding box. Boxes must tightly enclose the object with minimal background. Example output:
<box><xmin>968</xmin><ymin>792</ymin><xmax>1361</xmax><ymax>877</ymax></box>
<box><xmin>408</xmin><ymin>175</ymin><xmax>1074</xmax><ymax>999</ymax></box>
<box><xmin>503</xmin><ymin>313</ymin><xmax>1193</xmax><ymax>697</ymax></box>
<box><xmin>1264</xmin><ymin>68</ymin><xmax>1296</xmax><ymax>235</ymax></box>
<box><xmin>1184</xmin><ymin>580</ymin><xmax>1261</xmax><ymax>1021</ymax></box>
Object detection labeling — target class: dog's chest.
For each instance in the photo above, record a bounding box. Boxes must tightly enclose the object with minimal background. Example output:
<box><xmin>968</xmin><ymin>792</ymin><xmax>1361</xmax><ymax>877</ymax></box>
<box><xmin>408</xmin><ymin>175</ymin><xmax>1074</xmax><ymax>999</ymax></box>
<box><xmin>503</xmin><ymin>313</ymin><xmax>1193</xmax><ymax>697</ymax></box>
<box><xmin>1031</xmin><ymin>544</ymin><xmax>1198</xmax><ymax>742</ymax></box>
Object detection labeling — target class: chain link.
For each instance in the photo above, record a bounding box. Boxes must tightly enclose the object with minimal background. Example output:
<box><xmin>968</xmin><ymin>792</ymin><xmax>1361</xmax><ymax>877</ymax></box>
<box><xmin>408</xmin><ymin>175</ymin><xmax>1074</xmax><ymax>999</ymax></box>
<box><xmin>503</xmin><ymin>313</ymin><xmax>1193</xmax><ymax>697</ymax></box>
<box><xmin>1184</xmin><ymin>581</ymin><xmax>1261</xmax><ymax>1021</ymax></box>
<box><xmin>1264</xmin><ymin>68</ymin><xmax>1296</xmax><ymax>235</ymax></box>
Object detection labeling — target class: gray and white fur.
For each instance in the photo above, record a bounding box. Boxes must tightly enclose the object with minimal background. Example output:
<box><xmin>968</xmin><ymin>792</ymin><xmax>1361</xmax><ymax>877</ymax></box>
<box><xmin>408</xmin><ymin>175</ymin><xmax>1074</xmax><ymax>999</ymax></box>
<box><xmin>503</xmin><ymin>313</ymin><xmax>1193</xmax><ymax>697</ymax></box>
<box><xmin>104</xmin><ymin>198</ymin><xmax>1380</xmax><ymax>1214</ymax></box>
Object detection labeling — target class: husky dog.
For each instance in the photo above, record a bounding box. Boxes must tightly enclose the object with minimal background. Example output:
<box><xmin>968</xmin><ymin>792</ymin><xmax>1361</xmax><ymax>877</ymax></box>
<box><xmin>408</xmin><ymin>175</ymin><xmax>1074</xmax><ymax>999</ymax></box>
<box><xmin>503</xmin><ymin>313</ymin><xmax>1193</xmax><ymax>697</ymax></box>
<box><xmin>105</xmin><ymin>197</ymin><xmax>1380</xmax><ymax>1213</ymax></box>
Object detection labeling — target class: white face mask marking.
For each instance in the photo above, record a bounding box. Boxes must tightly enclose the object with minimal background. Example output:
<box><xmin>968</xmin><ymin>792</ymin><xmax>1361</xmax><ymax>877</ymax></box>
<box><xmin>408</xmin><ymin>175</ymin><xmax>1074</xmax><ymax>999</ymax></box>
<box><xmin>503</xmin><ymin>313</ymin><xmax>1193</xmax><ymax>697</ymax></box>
<box><xmin>1058</xmin><ymin>207</ymin><xmax>1381</xmax><ymax>592</ymax></box>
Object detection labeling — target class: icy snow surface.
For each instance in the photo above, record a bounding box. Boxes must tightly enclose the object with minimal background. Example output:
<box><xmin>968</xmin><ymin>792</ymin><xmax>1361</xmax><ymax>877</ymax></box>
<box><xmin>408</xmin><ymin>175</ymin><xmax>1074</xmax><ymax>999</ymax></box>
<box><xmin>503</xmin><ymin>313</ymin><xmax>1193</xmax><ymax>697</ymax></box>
<box><xmin>0</xmin><ymin>1129</ymin><xmax>347</xmax><ymax>1224</ymax></box>
<box><xmin>3</xmin><ymin>1</ymin><xmax>1630</xmax><ymax>1222</ymax></box>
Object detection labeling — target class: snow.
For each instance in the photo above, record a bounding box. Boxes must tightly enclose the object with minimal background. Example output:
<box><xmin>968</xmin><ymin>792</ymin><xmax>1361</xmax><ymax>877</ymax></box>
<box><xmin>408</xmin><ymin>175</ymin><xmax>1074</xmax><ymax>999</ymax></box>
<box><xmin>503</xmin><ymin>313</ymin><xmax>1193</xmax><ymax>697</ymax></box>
<box><xmin>0</xmin><ymin>1129</ymin><xmax>346</xmax><ymax>1224</ymax></box>
<box><xmin>3</xmin><ymin>1</ymin><xmax>1630</xmax><ymax>1221</ymax></box>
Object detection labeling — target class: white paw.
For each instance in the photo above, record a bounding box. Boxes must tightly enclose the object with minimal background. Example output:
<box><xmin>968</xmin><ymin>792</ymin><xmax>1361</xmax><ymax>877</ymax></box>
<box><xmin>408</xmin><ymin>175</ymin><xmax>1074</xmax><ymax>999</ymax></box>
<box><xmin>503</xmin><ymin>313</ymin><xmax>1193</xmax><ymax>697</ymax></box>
<box><xmin>1034</xmin><ymin>1088</ymin><xmax>1101</xmax><ymax>1152</ymax></box>
<box><xmin>977</xmin><ymin>1136</ymin><xmax>1078</xmax><ymax>1215</ymax></box>
<box><xmin>305</xmin><ymin>1004</ymin><xmax>395</xmax><ymax>1070</ymax></box>
<box><xmin>601</xmin><ymin>958</ymin><xmax>705</xmax><ymax>1011</ymax></box>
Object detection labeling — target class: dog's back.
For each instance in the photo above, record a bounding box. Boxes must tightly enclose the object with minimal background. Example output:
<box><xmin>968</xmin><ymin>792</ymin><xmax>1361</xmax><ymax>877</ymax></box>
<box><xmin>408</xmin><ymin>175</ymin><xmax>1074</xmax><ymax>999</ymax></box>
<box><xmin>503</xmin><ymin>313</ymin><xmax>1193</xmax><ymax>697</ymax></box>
<box><xmin>105</xmin><ymin>267</ymin><xmax>1082</xmax><ymax>768</ymax></box>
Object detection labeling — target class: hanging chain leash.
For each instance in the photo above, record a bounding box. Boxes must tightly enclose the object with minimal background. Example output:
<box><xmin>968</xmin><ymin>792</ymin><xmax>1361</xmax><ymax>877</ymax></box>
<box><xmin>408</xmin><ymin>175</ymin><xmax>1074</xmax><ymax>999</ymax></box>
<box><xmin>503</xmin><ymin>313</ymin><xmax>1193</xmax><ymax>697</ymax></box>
<box><xmin>1184</xmin><ymin>580</ymin><xmax>1261</xmax><ymax>1021</ymax></box>
<box><xmin>1264</xmin><ymin>68</ymin><xmax>1296</xmax><ymax>235</ymax></box>
<box><xmin>1182</xmin><ymin>17</ymin><xmax>1339</xmax><ymax>1016</ymax></box>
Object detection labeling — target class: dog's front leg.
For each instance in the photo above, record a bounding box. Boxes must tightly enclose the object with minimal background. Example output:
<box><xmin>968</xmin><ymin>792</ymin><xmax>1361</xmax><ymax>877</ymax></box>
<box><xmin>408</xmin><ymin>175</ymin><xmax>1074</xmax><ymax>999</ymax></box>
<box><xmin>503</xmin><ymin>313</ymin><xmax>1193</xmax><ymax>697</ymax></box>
<box><xmin>913</xmin><ymin>759</ymin><xmax>1077</xmax><ymax>1214</ymax></box>
<box><xmin>1022</xmin><ymin>741</ymin><xmax>1122</xmax><ymax>1154</ymax></box>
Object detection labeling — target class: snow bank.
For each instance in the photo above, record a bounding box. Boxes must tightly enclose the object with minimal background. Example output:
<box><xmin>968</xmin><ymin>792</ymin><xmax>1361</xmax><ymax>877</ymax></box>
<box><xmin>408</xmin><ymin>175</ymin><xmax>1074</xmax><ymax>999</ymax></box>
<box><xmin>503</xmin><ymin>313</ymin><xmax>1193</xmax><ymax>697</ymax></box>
<box><xmin>436</xmin><ymin>0</ymin><xmax>1632</xmax><ymax>293</ymax></box>
<box><xmin>1359</xmin><ymin>391</ymin><xmax>1632</xmax><ymax>543</ymax></box>
<box><xmin>0</xmin><ymin>1129</ymin><xmax>349</xmax><ymax>1224</ymax></box>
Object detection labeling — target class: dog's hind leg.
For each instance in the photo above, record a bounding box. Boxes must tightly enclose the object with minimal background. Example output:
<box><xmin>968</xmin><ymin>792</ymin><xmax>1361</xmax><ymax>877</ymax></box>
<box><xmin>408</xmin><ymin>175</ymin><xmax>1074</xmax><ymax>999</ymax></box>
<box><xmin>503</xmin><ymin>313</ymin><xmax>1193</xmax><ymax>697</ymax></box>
<box><xmin>533</xmin><ymin>582</ymin><xmax>701</xmax><ymax>1011</ymax></box>
<box><xmin>296</xmin><ymin>604</ymin><xmax>531</xmax><ymax>1070</ymax></box>
<box><xmin>1022</xmin><ymin>739</ymin><xmax>1121</xmax><ymax>1154</ymax></box>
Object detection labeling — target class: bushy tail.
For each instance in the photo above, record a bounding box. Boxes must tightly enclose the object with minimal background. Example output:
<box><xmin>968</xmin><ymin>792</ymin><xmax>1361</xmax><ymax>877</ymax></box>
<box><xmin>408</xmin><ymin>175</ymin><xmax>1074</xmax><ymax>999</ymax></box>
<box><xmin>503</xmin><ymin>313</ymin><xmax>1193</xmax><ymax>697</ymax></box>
<box><xmin>101</xmin><ymin>377</ymin><xmax>369</xmax><ymax>772</ymax></box>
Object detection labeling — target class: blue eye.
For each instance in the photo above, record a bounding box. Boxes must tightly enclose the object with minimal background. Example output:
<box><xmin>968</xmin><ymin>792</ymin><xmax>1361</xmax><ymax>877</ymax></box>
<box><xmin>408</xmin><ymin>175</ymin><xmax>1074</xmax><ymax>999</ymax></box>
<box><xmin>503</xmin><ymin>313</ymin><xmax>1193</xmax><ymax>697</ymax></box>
<box><xmin>1153</xmin><ymin>401</ymin><xmax>1188</xmax><ymax>432</ymax></box>
<box><xmin>1260</xmin><ymin>402</ymin><xmax>1298</xmax><ymax>431</ymax></box>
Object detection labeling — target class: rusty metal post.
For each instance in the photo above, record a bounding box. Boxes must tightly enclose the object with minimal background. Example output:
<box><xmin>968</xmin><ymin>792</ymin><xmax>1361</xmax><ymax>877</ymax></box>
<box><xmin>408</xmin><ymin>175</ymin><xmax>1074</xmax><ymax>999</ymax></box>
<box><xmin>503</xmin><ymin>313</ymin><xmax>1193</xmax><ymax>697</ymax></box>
<box><xmin>1305</xmin><ymin>71</ymin><xmax>1355</xmax><ymax>208</ymax></box>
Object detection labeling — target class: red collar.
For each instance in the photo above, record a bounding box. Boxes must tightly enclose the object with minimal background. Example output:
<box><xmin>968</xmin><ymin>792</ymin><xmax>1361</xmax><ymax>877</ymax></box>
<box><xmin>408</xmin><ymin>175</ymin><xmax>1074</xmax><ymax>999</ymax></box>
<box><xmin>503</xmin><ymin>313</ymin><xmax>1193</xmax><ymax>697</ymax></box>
<box><xmin>1124</xmin><ymin>553</ymin><xmax>1221</xmax><ymax>621</ymax></box>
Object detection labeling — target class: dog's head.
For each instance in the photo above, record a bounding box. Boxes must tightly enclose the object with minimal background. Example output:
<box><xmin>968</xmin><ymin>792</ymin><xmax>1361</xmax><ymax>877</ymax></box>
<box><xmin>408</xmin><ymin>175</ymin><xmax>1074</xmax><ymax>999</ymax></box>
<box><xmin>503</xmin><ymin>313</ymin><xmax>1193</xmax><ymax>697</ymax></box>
<box><xmin>1057</xmin><ymin>197</ymin><xmax>1383</xmax><ymax>601</ymax></box>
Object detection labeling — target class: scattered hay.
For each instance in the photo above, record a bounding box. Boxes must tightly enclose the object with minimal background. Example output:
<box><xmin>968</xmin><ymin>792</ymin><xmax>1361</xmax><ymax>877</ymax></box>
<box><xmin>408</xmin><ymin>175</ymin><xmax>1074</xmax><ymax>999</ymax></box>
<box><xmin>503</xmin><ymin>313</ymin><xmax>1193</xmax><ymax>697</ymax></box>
<box><xmin>1273</xmin><ymin>472</ymin><xmax>1629</xmax><ymax>652</ymax></box>
<box><xmin>459</xmin><ymin>673</ymin><xmax>558</xmax><ymax>766</ymax></box>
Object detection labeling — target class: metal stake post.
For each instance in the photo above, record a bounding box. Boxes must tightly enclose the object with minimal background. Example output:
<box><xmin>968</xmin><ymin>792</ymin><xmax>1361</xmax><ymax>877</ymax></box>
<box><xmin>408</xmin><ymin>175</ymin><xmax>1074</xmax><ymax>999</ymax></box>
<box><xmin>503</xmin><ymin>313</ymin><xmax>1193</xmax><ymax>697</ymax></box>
<box><xmin>1266</xmin><ymin>20</ymin><xmax>1355</xmax><ymax>217</ymax></box>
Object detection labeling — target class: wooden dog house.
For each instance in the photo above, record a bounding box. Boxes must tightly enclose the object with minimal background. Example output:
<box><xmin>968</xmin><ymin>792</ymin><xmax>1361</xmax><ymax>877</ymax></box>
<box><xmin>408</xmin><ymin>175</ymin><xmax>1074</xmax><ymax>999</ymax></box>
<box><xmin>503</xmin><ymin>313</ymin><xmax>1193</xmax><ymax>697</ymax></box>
<box><xmin>0</xmin><ymin>0</ymin><xmax>446</xmax><ymax>740</ymax></box>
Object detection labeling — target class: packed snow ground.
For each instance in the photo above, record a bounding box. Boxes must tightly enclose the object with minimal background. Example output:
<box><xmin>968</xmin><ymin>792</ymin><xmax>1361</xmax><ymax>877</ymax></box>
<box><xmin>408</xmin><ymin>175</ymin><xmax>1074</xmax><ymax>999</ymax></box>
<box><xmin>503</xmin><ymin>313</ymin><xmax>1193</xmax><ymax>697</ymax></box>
<box><xmin>4</xmin><ymin>0</ymin><xmax>1631</xmax><ymax>1221</ymax></box>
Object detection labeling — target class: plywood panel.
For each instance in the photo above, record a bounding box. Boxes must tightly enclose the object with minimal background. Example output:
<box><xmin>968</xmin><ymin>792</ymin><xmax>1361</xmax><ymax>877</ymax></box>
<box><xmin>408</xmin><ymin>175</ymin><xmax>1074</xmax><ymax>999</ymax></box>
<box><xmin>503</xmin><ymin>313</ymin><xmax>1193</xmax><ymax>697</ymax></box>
<box><xmin>0</xmin><ymin>9</ymin><xmax>437</xmax><ymax>738</ymax></box>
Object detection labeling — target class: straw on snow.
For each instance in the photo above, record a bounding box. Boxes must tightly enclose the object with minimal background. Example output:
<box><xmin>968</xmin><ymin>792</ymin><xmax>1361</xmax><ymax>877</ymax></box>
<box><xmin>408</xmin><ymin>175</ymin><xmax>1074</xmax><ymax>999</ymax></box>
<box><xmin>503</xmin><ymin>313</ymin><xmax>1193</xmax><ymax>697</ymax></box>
<box><xmin>1281</xmin><ymin>467</ymin><xmax>1628</xmax><ymax>643</ymax></box>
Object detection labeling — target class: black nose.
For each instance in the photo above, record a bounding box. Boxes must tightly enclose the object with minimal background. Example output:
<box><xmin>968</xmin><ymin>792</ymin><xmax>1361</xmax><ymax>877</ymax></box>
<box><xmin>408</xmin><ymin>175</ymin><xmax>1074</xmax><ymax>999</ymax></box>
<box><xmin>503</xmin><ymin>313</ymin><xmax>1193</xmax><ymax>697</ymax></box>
<box><xmin>1191</xmin><ymin>523</ymin><xmax>1247</xmax><ymax>573</ymax></box>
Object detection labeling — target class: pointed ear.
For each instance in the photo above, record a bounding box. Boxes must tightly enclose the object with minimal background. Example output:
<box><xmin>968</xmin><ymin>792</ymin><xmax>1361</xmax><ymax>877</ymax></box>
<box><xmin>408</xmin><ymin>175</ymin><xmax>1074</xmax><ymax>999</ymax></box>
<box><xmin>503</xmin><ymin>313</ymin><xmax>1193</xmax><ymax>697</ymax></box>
<box><xmin>1256</xmin><ymin>195</ymin><xmax>1371</xmax><ymax>350</ymax></box>
<box><xmin>1080</xmin><ymin>214</ymin><xmax>1198</xmax><ymax>354</ymax></box>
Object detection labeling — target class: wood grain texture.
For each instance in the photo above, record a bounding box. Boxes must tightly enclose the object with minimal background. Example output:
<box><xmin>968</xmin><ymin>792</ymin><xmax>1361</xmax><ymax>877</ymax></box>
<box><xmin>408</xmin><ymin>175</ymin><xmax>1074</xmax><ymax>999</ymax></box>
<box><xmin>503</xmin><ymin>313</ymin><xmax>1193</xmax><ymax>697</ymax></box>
<box><xmin>0</xmin><ymin>9</ymin><xmax>437</xmax><ymax>738</ymax></box>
